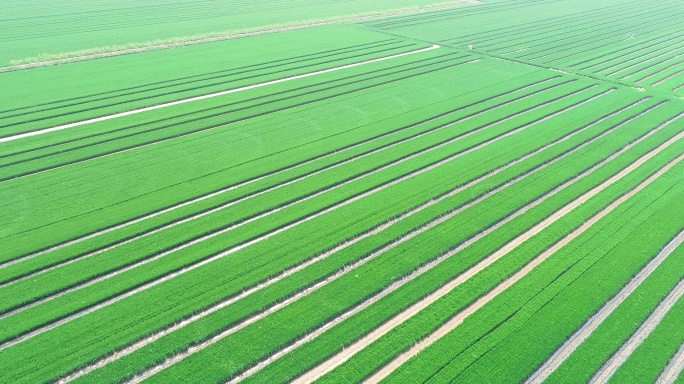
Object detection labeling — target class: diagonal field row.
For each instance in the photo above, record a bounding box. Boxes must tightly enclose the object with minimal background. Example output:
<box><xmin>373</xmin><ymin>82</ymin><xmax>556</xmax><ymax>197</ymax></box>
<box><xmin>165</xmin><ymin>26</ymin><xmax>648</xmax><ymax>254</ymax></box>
<box><xmin>1</xmin><ymin>56</ymin><xmax>668</xmax><ymax>383</ymax></box>
<box><xmin>40</xmin><ymin>94</ymin><xmax>684</xmax><ymax>382</ymax></box>
<box><xmin>0</xmin><ymin>77</ymin><xmax>603</xmax><ymax>343</ymax></box>
<box><xmin>4</xmin><ymin>5</ymin><xmax>684</xmax><ymax>383</ymax></box>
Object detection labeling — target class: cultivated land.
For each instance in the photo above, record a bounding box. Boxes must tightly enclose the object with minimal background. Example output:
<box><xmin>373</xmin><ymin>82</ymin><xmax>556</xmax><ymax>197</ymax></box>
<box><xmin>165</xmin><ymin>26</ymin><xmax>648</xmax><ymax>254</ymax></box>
<box><xmin>1</xmin><ymin>0</ymin><xmax>683</xmax><ymax>383</ymax></box>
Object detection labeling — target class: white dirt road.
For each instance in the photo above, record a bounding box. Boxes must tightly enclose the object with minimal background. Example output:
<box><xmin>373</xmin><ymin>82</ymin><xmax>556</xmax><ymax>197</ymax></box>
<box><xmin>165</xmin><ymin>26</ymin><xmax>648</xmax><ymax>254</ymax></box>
<box><xmin>293</xmin><ymin>116</ymin><xmax>684</xmax><ymax>384</ymax></box>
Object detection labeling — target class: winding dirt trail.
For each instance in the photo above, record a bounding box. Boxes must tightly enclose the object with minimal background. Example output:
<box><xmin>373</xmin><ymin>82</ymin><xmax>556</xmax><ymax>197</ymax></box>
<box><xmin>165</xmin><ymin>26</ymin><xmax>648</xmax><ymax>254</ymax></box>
<box><xmin>293</xmin><ymin>115</ymin><xmax>684</xmax><ymax>384</ymax></box>
<box><xmin>527</xmin><ymin>228</ymin><xmax>684</xmax><ymax>384</ymax></box>
<box><xmin>57</xmin><ymin>97</ymin><xmax>643</xmax><ymax>384</ymax></box>
<box><xmin>591</xmin><ymin>274</ymin><xmax>684</xmax><ymax>383</ymax></box>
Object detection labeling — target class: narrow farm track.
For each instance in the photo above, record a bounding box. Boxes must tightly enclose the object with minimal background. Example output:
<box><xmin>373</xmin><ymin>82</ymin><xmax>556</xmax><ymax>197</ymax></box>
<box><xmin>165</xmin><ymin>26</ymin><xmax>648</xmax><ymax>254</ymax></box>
<box><xmin>362</xmin><ymin>146</ymin><xmax>684</xmax><ymax>384</ymax></box>
<box><xmin>526</xmin><ymin>228</ymin><xmax>684</xmax><ymax>384</ymax></box>
<box><xmin>0</xmin><ymin>44</ymin><xmax>441</xmax><ymax>143</ymax></box>
<box><xmin>658</xmin><ymin>341</ymin><xmax>684</xmax><ymax>384</ymax></box>
<box><xmin>292</xmin><ymin>116</ymin><xmax>684</xmax><ymax>384</ymax></box>
<box><xmin>0</xmin><ymin>86</ymin><xmax>607</xmax><ymax>350</ymax></box>
<box><xmin>79</xmin><ymin>97</ymin><xmax>644</xmax><ymax>384</ymax></box>
<box><xmin>591</xmin><ymin>274</ymin><xmax>684</xmax><ymax>383</ymax></box>
<box><xmin>218</xmin><ymin>105</ymin><xmax>681</xmax><ymax>384</ymax></box>
<box><xmin>0</xmin><ymin>76</ymin><xmax>561</xmax><ymax>279</ymax></box>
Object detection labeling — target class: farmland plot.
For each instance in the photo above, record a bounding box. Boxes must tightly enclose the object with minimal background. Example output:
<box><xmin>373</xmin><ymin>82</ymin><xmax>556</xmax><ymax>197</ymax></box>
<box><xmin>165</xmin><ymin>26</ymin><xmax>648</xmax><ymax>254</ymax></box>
<box><xmin>2</xmin><ymin>1</ymin><xmax>684</xmax><ymax>383</ymax></box>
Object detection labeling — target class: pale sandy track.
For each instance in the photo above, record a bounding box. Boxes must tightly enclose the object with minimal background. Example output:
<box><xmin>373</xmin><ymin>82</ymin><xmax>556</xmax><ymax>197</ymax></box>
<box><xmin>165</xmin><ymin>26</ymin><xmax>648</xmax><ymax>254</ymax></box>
<box><xmin>4</xmin><ymin>71</ymin><xmax>563</xmax><ymax>289</ymax></box>
<box><xmin>658</xmin><ymin>340</ymin><xmax>684</xmax><ymax>383</ymax></box>
<box><xmin>0</xmin><ymin>56</ymin><xmax>513</xmax><ymax>272</ymax></box>
<box><xmin>364</xmin><ymin>153</ymin><xmax>684</xmax><ymax>384</ymax></box>
<box><xmin>653</xmin><ymin>69</ymin><xmax>684</xmax><ymax>87</ymax></box>
<box><xmin>294</xmin><ymin>116</ymin><xmax>684</xmax><ymax>384</ymax></box>
<box><xmin>527</xmin><ymin>228</ymin><xmax>684</xmax><ymax>384</ymax></box>
<box><xmin>58</xmin><ymin>97</ymin><xmax>645</xmax><ymax>384</ymax></box>
<box><xmin>0</xmin><ymin>85</ymin><xmax>601</xmax><ymax>352</ymax></box>
<box><xmin>223</xmin><ymin>102</ymin><xmax>671</xmax><ymax>384</ymax></box>
<box><xmin>0</xmin><ymin>45</ymin><xmax>441</xmax><ymax>144</ymax></box>
<box><xmin>592</xmin><ymin>274</ymin><xmax>684</xmax><ymax>383</ymax></box>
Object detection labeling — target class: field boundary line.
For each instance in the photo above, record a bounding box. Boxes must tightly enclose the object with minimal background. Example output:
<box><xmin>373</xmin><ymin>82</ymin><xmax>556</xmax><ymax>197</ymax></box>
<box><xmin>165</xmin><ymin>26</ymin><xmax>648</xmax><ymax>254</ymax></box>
<box><xmin>0</xmin><ymin>44</ymin><xmax>441</xmax><ymax>144</ymax></box>
<box><xmin>526</xmin><ymin>228</ymin><xmax>684</xmax><ymax>383</ymax></box>
<box><xmin>56</xmin><ymin>98</ymin><xmax>648</xmax><ymax>384</ymax></box>
<box><xmin>591</xmin><ymin>271</ymin><xmax>684</xmax><ymax>383</ymax></box>
<box><xmin>0</xmin><ymin>77</ymin><xmax>562</xmax><ymax>283</ymax></box>
<box><xmin>0</xmin><ymin>85</ymin><xmax>602</xmax><ymax>351</ymax></box>
<box><xmin>292</xmin><ymin>114</ymin><xmax>684</xmax><ymax>384</ymax></box>
<box><xmin>0</xmin><ymin>1</ymin><xmax>481</xmax><ymax>72</ymax></box>
<box><xmin>658</xmin><ymin>339</ymin><xmax>684</xmax><ymax>383</ymax></box>
<box><xmin>223</xmin><ymin>102</ymin><xmax>670</xmax><ymax>384</ymax></box>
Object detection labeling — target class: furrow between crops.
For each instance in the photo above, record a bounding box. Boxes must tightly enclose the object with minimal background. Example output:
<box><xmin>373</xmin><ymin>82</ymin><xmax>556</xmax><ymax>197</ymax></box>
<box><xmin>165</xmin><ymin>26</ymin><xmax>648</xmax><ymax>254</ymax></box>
<box><xmin>634</xmin><ymin>59</ymin><xmax>684</xmax><ymax>83</ymax></box>
<box><xmin>657</xmin><ymin>340</ymin><xmax>684</xmax><ymax>384</ymax></box>
<box><xmin>89</xmin><ymin>95</ymin><xmax>640</xmax><ymax>384</ymax></box>
<box><xmin>290</xmin><ymin>113</ymin><xmax>684</xmax><ymax>384</ymax></box>
<box><xmin>1</xmin><ymin>57</ymin><xmax>520</xmax><ymax>270</ymax></box>
<box><xmin>0</xmin><ymin>77</ymin><xmax>565</xmax><ymax>284</ymax></box>
<box><xmin>526</xmin><ymin>228</ymin><xmax>684</xmax><ymax>384</ymax></box>
<box><xmin>363</xmin><ymin>150</ymin><xmax>684</xmax><ymax>384</ymax></box>
<box><xmin>591</xmin><ymin>271</ymin><xmax>684</xmax><ymax>383</ymax></box>
<box><xmin>606</xmin><ymin>47</ymin><xmax>684</xmax><ymax>78</ymax></box>
<box><xmin>217</xmin><ymin>101</ymin><xmax>671</xmax><ymax>384</ymax></box>
<box><xmin>653</xmin><ymin>69</ymin><xmax>684</xmax><ymax>87</ymax></box>
<box><xmin>0</xmin><ymin>44</ymin><xmax>441</xmax><ymax>144</ymax></box>
<box><xmin>0</xmin><ymin>84</ymin><xmax>602</xmax><ymax>351</ymax></box>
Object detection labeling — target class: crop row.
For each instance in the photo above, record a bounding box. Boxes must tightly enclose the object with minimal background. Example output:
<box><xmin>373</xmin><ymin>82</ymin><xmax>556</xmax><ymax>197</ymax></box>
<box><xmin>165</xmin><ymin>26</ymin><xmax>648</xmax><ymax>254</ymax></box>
<box><xmin>0</xmin><ymin>78</ymin><xmax>601</xmax><ymax>341</ymax></box>
<box><xmin>135</xmin><ymin>91</ymin><xmax>684</xmax><ymax>383</ymax></box>
<box><xmin>0</xmin><ymin>75</ymin><xmax>567</xmax><ymax>285</ymax></box>
<box><xmin>0</xmin><ymin>50</ymin><xmax>470</xmax><ymax>177</ymax></box>
<box><xmin>0</xmin><ymin>39</ymin><xmax>428</xmax><ymax>137</ymax></box>
<box><xmin>0</xmin><ymin>76</ymin><xmax>620</xmax><ymax>382</ymax></box>
<box><xmin>0</xmin><ymin>58</ymin><xmax>544</xmax><ymax>263</ymax></box>
<box><xmin>246</xmin><ymin>100</ymin><xmax>683</xmax><ymax>384</ymax></box>
<box><xmin>384</xmin><ymin>146</ymin><xmax>684</xmax><ymax>384</ymax></box>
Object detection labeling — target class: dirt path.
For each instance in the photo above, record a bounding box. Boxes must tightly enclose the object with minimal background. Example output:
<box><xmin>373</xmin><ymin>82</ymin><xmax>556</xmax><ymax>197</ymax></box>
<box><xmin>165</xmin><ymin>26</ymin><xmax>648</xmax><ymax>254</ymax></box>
<box><xmin>527</xmin><ymin>228</ymin><xmax>684</xmax><ymax>384</ymax></box>
<box><xmin>1</xmin><ymin>83</ymin><xmax>597</xmax><ymax>353</ymax></box>
<box><xmin>224</xmin><ymin>102</ymin><xmax>670</xmax><ymax>384</ymax></box>
<box><xmin>0</xmin><ymin>45</ymin><xmax>441</xmax><ymax>144</ymax></box>
<box><xmin>591</xmin><ymin>272</ymin><xmax>684</xmax><ymax>383</ymax></box>
<box><xmin>293</xmin><ymin>116</ymin><xmax>684</xmax><ymax>384</ymax></box>
<box><xmin>658</xmin><ymin>340</ymin><xmax>684</xmax><ymax>383</ymax></box>
<box><xmin>57</xmin><ymin>96</ymin><xmax>640</xmax><ymax>384</ymax></box>
<box><xmin>0</xmin><ymin>1</ymin><xmax>480</xmax><ymax>72</ymax></box>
